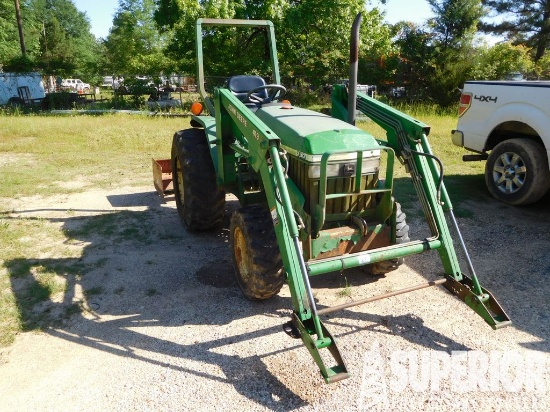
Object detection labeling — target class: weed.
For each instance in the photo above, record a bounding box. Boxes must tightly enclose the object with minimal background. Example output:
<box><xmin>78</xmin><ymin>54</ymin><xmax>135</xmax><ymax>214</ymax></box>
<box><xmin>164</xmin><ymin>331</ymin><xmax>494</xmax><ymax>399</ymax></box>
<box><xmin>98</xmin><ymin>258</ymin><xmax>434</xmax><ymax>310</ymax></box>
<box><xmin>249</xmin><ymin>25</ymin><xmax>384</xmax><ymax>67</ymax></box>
<box><xmin>338</xmin><ymin>277</ymin><xmax>352</xmax><ymax>298</ymax></box>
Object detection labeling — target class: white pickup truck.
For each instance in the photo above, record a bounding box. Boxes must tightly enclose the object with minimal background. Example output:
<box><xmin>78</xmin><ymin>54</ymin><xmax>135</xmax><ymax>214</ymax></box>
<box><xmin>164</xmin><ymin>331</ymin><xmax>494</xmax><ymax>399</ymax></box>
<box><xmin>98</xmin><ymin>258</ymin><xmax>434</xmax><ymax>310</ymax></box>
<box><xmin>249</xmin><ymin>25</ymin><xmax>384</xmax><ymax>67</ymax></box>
<box><xmin>452</xmin><ymin>80</ymin><xmax>550</xmax><ymax>205</ymax></box>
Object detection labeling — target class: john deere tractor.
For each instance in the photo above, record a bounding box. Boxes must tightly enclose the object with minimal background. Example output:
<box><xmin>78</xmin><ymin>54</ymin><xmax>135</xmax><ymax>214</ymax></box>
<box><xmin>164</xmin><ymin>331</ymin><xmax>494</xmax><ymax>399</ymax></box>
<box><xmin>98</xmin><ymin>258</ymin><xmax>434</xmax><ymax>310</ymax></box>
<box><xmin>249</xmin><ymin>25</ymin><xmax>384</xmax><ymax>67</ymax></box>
<box><xmin>170</xmin><ymin>16</ymin><xmax>510</xmax><ymax>383</ymax></box>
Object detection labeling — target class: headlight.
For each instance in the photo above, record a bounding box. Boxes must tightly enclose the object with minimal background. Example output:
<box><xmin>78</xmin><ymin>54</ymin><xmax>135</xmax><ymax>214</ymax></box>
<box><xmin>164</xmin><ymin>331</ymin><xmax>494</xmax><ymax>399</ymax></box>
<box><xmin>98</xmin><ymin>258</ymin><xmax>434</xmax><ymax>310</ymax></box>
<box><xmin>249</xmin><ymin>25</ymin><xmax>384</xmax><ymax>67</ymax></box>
<box><xmin>307</xmin><ymin>156</ymin><xmax>380</xmax><ymax>178</ymax></box>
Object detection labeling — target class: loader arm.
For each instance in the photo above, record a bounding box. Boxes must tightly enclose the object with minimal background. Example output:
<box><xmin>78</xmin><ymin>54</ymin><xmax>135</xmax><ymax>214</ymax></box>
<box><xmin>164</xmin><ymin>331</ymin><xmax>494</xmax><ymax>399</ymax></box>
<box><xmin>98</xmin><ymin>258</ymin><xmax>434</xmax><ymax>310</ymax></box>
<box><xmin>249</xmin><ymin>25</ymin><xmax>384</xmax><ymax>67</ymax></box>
<box><xmin>332</xmin><ymin>85</ymin><xmax>510</xmax><ymax>330</ymax></box>
<box><xmin>214</xmin><ymin>88</ymin><xmax>350</xmax><ymax>382</ymax></box>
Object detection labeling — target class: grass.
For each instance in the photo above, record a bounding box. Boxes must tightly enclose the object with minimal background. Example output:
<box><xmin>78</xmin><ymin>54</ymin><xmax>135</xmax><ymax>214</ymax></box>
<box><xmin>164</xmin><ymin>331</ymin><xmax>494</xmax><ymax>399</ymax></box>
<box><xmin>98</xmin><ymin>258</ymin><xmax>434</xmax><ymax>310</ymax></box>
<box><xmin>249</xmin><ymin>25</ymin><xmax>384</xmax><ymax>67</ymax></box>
<box><xmin>0</xmin><ymin>103</ymin><xmax>488</xmax><ymax>347</ymax></box>
<box><xmin>338</xmin><ymin>277</ymin><xmax>352</xmax><ymax>298</ymax></box>
<box><xmin>0</xmin><ymin>113</ymin><xmax>186</xmax><ymax>198</ymax></box>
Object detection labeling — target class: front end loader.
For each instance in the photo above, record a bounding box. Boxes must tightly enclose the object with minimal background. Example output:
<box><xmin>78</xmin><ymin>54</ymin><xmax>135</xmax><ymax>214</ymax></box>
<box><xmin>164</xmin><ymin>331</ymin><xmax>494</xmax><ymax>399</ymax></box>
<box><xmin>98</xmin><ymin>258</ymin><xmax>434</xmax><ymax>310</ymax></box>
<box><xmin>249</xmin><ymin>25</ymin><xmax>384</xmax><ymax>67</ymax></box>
<box><xmin>169</xmin><ymin>16</ymin><xmax>510</xmax><ymax>383</ymax></box>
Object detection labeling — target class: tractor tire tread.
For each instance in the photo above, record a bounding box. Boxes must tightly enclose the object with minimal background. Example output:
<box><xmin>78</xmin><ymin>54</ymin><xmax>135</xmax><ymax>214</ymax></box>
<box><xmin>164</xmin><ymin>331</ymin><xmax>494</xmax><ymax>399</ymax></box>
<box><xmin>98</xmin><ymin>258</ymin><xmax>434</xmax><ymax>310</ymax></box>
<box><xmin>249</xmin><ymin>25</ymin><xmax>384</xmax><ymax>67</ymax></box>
<box><xmin>369</xmin><ymin>203</ymin><xmax>409</xmax><ymax>275</ymax></box>
<box><xmin>171</xmin><ymin>128</ymin><xmax>225</xmax><ymax>231</ymax></box>
<box><xmin>230</xmin><ymin>205</ymin><xmax>284</xmax><ymax>300</ymax></box>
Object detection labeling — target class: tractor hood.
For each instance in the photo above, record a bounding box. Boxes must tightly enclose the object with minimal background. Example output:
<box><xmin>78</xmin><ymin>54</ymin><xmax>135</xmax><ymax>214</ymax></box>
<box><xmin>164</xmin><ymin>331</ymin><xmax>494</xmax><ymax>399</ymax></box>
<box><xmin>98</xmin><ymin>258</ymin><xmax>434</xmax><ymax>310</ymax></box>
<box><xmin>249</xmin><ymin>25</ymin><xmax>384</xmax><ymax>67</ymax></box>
<box><xmin>255</xmin><ymin>105</ymin><xmax>379</xmax><ymax>155</ymax></box>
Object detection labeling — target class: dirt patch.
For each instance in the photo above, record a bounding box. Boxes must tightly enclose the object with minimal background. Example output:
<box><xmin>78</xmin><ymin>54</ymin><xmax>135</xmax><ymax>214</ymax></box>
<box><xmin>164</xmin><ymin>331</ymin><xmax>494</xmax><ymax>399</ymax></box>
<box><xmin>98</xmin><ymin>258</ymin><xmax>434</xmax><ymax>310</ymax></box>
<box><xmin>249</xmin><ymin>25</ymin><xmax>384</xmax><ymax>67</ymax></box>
<box><xmin>0</xmin><ymin>153</ymin><xmax>34</xmax><ymax>166</ymax></box>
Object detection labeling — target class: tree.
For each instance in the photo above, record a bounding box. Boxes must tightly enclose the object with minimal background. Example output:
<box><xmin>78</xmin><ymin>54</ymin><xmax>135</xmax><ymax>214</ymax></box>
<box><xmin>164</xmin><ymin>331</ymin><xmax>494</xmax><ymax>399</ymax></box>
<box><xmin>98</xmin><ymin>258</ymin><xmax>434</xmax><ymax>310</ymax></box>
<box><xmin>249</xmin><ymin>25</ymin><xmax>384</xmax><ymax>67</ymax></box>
<box><xmin>22</xmin><ymin>0</ymin><xmax>100</xmax><ymax>77</ymax></box>
<box><xmin>0</xmin><ymin>0</ymin><xmax>101</xmax><ymax>77</ymax></box>
<box><xmin>153</xmin><ymin>0</ymin><xmax>394</xmax><ymax>86</ymax></box>
<box><xmin>278</xmin><ymin>2</ymin><xmax>394</xmax><ymax>85</ymax></box>
<box><xmin>386</xmin><ymin>22</ymin><xmax>435</xmax><ymax>99</ymax></box>
<box><xmin>0</xmin><ymin>0</ymin><xmax>23</xmax><ymax>65</ymax></box>
<box><xmin>482</xmin><ymin>0</ymin><xmax>550</xmax><ymax>62</ymax></box>
<box><xmin>424</xmin><ymin>0</ymin><xmax>485</xmax><ymax>105</ymax></box>
<box><xmin>533</xmin><ymin>52</ymin><xmax>550</xmax><ymax>79</ymax></box>
<box><xmin>469</xmin><ymin>42</ymin><xmax>534</xmax><ymax>80</ymax></box>
<box><xmin>427</xmin><ymin>0</ymin><xmax>484</xmax><ymax>55</ymax></box>
<box><xmin>0</xmin><ymin>0</ymin><xmax>43</xmax><ymax>70</ymax></box>
<box><xmin>40</xmin><ymin>16</ymin><xmax>78</xmax><ymax>73</ymax></box>
<box><xmin>105</xmin><ymin>0</ymin><xmax>172</xmax><ymax>76</ymax></box>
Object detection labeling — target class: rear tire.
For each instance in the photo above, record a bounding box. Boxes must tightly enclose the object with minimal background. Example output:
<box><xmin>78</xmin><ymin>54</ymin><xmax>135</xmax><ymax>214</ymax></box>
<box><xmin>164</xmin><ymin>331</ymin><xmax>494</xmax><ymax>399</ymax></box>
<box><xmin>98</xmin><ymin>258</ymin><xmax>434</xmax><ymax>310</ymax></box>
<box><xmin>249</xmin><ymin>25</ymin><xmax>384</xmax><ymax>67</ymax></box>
<box><xmin>369</xmin><ymin>202</ymin><xmax>410</xmax><ymax>275</ymax></box>
<box><xmin>230</xmin><ymin>205</ymin><xmax>284</xmax><ymax>300</ymax></box>
<box><xmin>171</xmin><ymin>128</ymin><xmax>225</xmax><ymax>230</ymax></box>
<box><xmin>485</xmin><ymin>139</ymin><xmax>550</xmax><ymax>205</ymax></box>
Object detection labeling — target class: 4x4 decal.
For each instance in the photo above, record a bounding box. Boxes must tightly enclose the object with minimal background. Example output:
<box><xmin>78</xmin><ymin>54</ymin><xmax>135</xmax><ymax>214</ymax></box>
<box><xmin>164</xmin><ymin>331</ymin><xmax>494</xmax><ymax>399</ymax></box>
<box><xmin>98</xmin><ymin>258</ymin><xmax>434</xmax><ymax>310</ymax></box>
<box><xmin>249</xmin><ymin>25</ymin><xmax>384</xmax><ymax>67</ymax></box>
<box><xmin>474</xmin><ymin>95</ymin><xmax>498</xmax><ymax>103</ymax></box>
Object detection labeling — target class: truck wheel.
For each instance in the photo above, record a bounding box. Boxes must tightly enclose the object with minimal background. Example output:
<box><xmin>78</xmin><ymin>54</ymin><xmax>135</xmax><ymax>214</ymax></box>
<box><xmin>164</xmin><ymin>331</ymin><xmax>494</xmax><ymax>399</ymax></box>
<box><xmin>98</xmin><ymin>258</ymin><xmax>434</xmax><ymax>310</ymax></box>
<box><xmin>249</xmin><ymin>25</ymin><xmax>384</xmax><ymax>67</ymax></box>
<box><xmin>369</xmin><ymin>203</ymin><xmax>410</xmax><ymax>275</ymax></box>
<box><xmin>485</xmin><ymin>139</ymin><xmax>550</xmax><ymax>205</ymax></box>
<box><xmin>230</xmin><ymin>205</ymin><xmax>284</xmax><ymax>300</ymax></box>
<box><xmin>171</xmin><ymin>128</ymin><xmax>225</xmax><ymax>230</ymax></box>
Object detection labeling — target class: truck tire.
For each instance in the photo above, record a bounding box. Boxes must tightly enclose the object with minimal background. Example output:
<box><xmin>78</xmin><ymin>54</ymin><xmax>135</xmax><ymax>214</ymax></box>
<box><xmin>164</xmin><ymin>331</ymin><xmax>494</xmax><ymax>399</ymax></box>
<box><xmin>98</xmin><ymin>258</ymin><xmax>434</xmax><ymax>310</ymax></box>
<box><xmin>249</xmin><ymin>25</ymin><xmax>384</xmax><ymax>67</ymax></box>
<box><xmin>369</xmin><ymin>202</ymin><xmax>410</xmax><ymax>275</ymax></box>
<box><xmin>230</xmin><ymin>205</ymin><xmax>284</xmax><ymax>300</ymax></box>
<box><xmin>171</xmin><ymin>128</ymin><xmax>225</xmax><ymax>230</ymax></box>
<box><xmin>485</xmin><ymin>139</ymin><xmax>550</xmax><ymax>205</ymax></box>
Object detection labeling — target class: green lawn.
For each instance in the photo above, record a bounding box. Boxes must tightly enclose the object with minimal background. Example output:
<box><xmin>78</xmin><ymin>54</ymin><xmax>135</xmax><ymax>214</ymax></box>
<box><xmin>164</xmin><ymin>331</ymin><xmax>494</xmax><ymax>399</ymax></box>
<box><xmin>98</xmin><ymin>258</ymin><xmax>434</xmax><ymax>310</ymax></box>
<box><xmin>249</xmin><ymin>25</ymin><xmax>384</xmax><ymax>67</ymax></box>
<box><xmin>0</xmin><ymin>113</ymin><xmax>186</xmax><ymax>198</ymax></box>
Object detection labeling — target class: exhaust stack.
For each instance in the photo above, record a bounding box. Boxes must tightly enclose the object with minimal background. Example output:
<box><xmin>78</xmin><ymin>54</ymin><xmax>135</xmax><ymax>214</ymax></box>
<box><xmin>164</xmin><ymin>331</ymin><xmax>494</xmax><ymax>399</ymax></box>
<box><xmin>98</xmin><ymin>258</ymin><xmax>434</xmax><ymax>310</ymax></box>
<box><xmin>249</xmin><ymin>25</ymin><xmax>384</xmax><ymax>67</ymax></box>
<box><xmin>347</xmin><ymin>13</ymin><xmax>362</xmax><ymax>125</ymax></box>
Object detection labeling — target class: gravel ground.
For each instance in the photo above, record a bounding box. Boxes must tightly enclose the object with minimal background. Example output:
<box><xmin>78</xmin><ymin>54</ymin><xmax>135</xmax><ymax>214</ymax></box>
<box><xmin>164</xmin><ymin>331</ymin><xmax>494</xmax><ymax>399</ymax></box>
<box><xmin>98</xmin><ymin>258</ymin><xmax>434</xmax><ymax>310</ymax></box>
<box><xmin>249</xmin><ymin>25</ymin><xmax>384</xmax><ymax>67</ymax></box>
<box><xmin>0</xmin><ymin>186</ymin><xmax>548</xmax><ymax>411</ymax></box>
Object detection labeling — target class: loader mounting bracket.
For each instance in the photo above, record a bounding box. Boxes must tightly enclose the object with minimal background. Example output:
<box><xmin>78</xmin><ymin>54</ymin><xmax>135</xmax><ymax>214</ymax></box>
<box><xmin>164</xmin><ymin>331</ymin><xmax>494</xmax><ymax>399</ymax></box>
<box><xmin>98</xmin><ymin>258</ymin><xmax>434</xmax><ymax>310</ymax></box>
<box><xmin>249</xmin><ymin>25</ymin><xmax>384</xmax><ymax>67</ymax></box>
<box><xmin>443</xmin><ymin>274</ymin><xmax>511</xmax><ymax>330</ymax></box>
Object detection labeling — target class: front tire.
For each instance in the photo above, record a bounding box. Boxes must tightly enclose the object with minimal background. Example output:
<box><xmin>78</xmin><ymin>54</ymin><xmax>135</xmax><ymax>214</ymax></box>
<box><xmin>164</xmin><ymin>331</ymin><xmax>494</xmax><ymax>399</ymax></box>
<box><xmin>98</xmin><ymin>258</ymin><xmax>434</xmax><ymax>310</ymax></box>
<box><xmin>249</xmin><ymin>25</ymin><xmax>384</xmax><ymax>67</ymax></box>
<box><xmin>171</xmin><ymin>128</ymin><xmax>225</xmax><ymax>230</ymax></box>
<box><xmin>485</xmin><ymin>139</ymin><xmax>550</xmax><ymax>205</ymax></box>
<box><xmin>230</xmin><ymin>205</ymin><xmax>284</xmax><ymax>300</ymax></box>
<box><xmin>369</xmin><ymin>202</ymin><xmax>410</xmax><ymax>275</ymax></box>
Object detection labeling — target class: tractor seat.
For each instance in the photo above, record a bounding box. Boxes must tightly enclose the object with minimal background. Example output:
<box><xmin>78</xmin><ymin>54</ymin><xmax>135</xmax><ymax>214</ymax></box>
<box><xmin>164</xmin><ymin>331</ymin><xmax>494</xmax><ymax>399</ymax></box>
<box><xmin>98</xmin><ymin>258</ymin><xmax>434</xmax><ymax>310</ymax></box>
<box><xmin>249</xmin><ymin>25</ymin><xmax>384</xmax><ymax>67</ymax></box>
<box><xmin>227</xmin><ymin>75</ymin><xmax>268</xmax><ymax>108</ymax></box>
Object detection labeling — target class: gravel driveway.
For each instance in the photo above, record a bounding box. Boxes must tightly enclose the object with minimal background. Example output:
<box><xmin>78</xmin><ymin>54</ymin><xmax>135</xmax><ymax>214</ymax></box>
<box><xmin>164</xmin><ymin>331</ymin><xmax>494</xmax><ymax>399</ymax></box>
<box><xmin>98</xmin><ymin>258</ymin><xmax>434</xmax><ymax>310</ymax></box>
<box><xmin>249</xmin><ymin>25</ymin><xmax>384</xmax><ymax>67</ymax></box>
<box><xmin>0</xmin><ymin>185</ymin><xmax>548</xmax><ymax>411</ymax></box>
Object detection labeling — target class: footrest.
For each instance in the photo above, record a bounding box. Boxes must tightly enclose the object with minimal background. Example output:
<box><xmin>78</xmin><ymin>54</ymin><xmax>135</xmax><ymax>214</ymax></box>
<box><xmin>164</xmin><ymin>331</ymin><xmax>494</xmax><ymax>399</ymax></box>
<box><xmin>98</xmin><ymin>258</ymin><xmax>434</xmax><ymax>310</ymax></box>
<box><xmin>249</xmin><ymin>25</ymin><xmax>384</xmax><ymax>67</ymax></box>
<box><xmin>443</xmin><ymin>274</ymin><xmax>511</xmax><ymax>330</ymax></box>
<box><xmin>290</xmin><ymin>313</ymin><xmax>349</xmax><ymax>383</ymax></box>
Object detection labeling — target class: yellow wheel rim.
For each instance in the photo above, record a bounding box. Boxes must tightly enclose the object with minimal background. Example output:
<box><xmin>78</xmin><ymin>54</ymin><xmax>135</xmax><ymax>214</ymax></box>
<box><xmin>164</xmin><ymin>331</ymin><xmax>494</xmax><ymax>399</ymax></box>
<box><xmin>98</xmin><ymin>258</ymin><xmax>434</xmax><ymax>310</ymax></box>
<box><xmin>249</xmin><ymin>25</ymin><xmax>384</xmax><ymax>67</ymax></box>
<box><xmin>233</xmin><ymin>226</ymin><xmax>251</xmax><ymax>283</ymax></box>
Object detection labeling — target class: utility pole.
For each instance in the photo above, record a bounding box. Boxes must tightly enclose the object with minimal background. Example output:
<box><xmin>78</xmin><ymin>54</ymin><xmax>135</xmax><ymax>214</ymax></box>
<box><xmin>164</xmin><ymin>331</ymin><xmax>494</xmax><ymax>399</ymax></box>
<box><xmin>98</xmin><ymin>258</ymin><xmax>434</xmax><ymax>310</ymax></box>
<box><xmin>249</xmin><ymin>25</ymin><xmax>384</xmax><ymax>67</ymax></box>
<box><xmin>14</xmin><ymin>0</ymin><xmax>26</xmax><ymax>56</ymax></box>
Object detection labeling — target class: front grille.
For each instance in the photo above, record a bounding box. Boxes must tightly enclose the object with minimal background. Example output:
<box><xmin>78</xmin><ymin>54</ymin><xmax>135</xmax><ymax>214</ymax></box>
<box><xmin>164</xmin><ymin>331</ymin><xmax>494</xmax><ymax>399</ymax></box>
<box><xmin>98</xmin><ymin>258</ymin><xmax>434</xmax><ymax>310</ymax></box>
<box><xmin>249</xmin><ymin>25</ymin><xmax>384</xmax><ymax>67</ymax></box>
<box><xmin>288</xmin><ymin>156</ymin><xmax>378</xmax><ymax>215</ymax></box>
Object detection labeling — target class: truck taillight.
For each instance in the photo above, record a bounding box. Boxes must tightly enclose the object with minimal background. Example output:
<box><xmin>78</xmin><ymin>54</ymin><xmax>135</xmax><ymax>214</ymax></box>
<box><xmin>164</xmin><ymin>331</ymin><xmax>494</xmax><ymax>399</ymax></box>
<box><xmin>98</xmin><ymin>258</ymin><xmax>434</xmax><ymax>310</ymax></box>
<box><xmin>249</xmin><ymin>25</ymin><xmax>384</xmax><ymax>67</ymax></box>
<box><xmin>458</xmin><ymin>92</ymin><xmax>472</xmax><ymax>117</ymax></box>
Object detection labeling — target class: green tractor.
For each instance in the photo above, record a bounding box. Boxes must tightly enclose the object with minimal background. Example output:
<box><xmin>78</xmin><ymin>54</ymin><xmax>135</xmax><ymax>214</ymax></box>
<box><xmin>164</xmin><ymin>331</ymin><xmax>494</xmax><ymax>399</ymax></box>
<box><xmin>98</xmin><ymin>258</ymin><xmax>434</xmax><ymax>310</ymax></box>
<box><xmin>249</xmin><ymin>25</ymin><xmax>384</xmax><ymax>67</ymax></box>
<box><xmin>170</xmin><ymin>16</ymin><xmax>510</xmax><ymax>383</ymax></box>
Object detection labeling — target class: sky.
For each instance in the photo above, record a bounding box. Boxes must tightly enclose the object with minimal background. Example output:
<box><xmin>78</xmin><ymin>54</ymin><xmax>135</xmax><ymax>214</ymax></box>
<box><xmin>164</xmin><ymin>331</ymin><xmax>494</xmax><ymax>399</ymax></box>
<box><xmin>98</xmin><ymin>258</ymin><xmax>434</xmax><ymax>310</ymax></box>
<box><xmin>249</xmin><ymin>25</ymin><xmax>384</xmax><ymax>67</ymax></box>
<box><xmin>73</xmin><ymin>0</ymin><xmax>434</xmax><ymax>39</ymax></box>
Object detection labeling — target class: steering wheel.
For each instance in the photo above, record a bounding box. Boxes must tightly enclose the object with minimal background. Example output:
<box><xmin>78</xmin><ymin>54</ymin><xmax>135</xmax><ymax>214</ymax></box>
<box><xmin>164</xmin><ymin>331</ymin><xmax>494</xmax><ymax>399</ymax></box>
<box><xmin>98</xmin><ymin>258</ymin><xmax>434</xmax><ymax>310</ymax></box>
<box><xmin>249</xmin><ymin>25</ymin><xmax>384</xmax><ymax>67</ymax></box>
<box><xmin>246</xmin><ymin>84</ymin><xmax>287</xmax><ymax>104</ymax></box>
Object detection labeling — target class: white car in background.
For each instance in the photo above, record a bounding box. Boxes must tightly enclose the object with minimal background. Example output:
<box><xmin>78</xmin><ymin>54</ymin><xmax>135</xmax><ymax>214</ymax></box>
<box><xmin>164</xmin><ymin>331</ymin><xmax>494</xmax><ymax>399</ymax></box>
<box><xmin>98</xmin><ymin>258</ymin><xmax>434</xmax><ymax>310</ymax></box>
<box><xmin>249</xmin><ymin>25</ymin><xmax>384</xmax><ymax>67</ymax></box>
<box><xmin>61</xmin><ymin>78</ymin><xmax>91</xmax><ymax>93</ymax></box>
